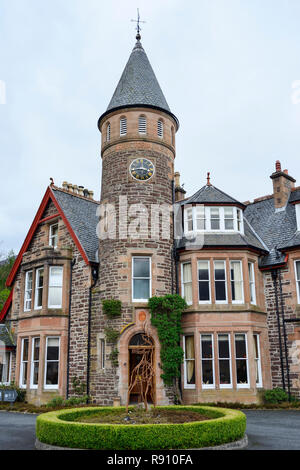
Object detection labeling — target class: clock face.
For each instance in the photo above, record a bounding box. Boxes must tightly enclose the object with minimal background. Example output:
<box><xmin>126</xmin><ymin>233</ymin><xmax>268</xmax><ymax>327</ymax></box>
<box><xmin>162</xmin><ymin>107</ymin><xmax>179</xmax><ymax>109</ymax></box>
<box><xmin>130</xmin><ymin>158</ymin><xmax>155</xmax><ymax>181</ymax></box>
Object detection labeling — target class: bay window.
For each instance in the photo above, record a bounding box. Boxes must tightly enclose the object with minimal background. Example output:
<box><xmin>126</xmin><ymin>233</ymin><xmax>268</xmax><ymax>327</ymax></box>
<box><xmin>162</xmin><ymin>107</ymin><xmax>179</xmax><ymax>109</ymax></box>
<box><xmin>30</xmin><ymin>337</ymin><xmax>40</xmax><ymax>388</ymax></box>
<box><xmin>182</xmin><ymin>262</ymin><xmax>193</xmax><ymax>305</ymax></box>
<box><xmin>198</xmin><ymin>261</ymin><xmax>210</xmax><ymax>303</ymax></box>
<box><xmin>201</xmin><ymin>334</ymin><xmax>214</xmax><ymax>388</ymax></box>
<box><xmin>230</xmin><ymin>261</ymin><xmax>244</xmax><ymax>303</ymax></box>
<box><xmin>254</xmin><ymin>334</ymin><xmax>263</xmax><ymax>387</ymax></box>
<box><xmin>34</xmin><ymin>268</ymin><xmax>44</xmax><ymax>309</ymax></box>
<box><xmin>48</xmin><ymin>266</ymin><xmax>63</xmax><ymax>308</ymax></box>
<box><xmin>183</xmin><ymin>335</ymin><xmax>195</xmax><ymax>388</ymax></box>
<box><xmin>24</xmin><ymin>270</ymin><xmax>33</xmax><ymax>311</ymax></box>
<box><xmin>235</xmin><ymin>334</ymin><xmax>249</xmax><ymax>388</ymax></box>
<box><xmin>20</xmin><ymin>338</ymin><xmax>29</xmax><ymax>388</ymax></box>
<box><xmin>218</xmin><ymin>334</ymin><xmax>232</xmax><ymax>388</ymax></box>
<box><xmin>44</xmin><ymin>337</ymin><xmax>60</xmax><ymax>389</ymax></box>
<box><xmin>132</xmin><ymin>257</ymin><xmax>151</xmax><ymax>302</ymax></box>
<box><xmin>214</xmin><ymin>261</ymin><xmax>227</xmax><ymax>302</ymax></box>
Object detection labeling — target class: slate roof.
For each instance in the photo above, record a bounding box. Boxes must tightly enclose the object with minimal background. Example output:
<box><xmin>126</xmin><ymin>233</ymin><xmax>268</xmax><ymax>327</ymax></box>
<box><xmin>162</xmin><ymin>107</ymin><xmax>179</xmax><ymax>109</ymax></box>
<box><xmin>101</xmin><ymin>39</ymin><xmax>178</xmax><ymax>126</ymax></box>
<box><xmin>52</xmin><ymin>188</ymin><xmax>100</xmax><ymax>264</ymax></box>
<box><xmin>244</xmin><ymin>196</ymin><xmax>298</xmax><ymax>267</ymax></box>
<box><xmin>290</xmin><ymin>189</ymin><xmax>300</xmax><ymax>204</ymax></box>
<box><xmin>0</xmin><ymin>324</ymin><xmax>15</xmax><ymax>348</ymax></box>
<box><xmin>182</xmin><ymin>184</ymin><xmax>245</xmax><ymax>207</ymax></box>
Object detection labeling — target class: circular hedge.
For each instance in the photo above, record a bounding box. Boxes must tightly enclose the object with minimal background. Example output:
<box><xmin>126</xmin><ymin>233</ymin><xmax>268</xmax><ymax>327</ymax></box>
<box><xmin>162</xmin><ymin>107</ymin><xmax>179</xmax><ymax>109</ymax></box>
<box><xmin>36</xmin><ymin>405</ymin><xmax>246</xmax><ymax>450</ymax></box>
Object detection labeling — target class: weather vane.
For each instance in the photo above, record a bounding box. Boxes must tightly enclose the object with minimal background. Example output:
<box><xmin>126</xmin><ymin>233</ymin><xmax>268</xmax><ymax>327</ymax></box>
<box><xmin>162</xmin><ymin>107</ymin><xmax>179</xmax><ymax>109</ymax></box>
<box><xmin>131</xmin><ymin>8</ymin><xmax>146</xmax><ymax>40</ymax></box>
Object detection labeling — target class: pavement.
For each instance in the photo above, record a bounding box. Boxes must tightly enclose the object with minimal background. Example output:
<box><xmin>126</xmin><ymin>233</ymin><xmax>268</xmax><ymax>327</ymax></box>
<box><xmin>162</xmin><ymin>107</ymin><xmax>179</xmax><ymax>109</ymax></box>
<box><xmin>0</xmin><ymin>409</ymin><xmax>300</xmax><ymax>450</ymax></box>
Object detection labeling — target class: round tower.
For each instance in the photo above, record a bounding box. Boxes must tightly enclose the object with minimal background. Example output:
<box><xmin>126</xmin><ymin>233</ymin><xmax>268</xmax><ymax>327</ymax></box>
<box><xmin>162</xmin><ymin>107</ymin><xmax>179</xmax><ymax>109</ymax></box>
<box><xmin>93</xmin><ymin>33</ymin><xmax>179</xmax><ymax>406</ymax></box>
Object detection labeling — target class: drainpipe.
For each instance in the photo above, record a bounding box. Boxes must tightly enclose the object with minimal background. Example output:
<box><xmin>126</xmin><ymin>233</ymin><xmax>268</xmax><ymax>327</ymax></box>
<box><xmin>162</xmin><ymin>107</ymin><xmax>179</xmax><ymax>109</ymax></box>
<box><xmin>171</xmin><ymin>179</ymin><xmax>175</xmax><ymax>295</ymax></box>
<box><xmin>271</xmin><ymin>270</ymin><xmax>286</xmax><ymax>391</ymax></box>
<box><xmin>278</xmin><ymin>271</ymin><xmax>291</xmax><ymax>401</ymax></box>
<box><xmin>86</xmin><ymin>265</ymin><xmax>99</xmax><ymax>402</ymax></box>
<box><xmin>66</xmin><ymin>258</ymin><xmax>76</xmax><ymax>399</ymax></box>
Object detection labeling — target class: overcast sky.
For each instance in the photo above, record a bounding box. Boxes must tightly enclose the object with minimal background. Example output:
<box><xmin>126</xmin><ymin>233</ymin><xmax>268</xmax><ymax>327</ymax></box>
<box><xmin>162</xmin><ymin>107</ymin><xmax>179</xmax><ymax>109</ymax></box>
<box><xmin>1</xmin><ymin>0</ymin><xmax>300</xmax><ymax>255</ymax></box>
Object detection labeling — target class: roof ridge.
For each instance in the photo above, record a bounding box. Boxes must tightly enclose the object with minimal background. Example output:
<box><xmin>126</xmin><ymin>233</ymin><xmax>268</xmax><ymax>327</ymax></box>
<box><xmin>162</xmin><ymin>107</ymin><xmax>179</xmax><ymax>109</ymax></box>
<box><xmin>52</xmin><ymin>186</ymin><xmax>100</xmax><ymax>204</ymax></box>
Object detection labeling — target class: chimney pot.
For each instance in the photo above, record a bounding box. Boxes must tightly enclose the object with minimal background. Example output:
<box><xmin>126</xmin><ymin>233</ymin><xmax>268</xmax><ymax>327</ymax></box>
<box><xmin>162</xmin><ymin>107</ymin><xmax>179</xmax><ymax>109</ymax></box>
<box><xmin>73</xmin><ymin>185</ymin><xmax>78</xmax><ymax>194</ymax></box>
<box><xmin>88</xmin><ymin>190</ymin><xmax>94</xmax><ymax>200</ymax></box>
<box><xmin>275</xmin><ymin>160</ymin><xmax>281</xmax><ymax>172</ymax></box>
<box><xmin>62</xmin><ymin>181</ymin><xmax>68</xmax><ymax>190</ymax></box>
<box><xmin>283</xmin><ymin>169</ymin><xmax>288</xmax><ymax>175</ymax></box>
<box><xmin>78</xmin><ymin>186</ymin><xmax>84</xmax><ymax>196</ymax></box>
<box><xmin>174</xmin><ymin>172</ymin><xmax>180</xmax><ymax>188</ymax></box>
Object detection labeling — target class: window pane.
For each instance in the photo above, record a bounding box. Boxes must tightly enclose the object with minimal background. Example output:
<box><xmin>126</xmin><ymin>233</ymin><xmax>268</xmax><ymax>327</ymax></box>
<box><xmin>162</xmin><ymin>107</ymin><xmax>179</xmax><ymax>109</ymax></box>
<box><xmin>202</xmin><ymin>360</ymin><xmax>214</xmax><ymax>385</ymax></box>
<box><xmin>32</xmin><ymin>363</ymin><xmax>39</xmax><ymax>386</ymax></box>
<box><xmin>219</xmin><ymin>360</ymin><xmax>231</xmax><ymax>385</ymax></box>
<box><xmin>22</xmin><ymin>362</ymin><xmax>28</xmax><ymax>385</ymax></box>
<box><xmin>48</xmin><ymin>287</ymin><xmax>62</xmax><ymax>307</ymax></box>
<box><xmin>33</xmin><ymin>339</ymin><xmax>40</xmax><ymax>361</ymax></box>
<box><xmin>198</xmin><ymin>262</ymin><xmax>209</xmax><ymax>280</ymax></box>
<box><xmin>37</xmin><ymin>269</ymin><xmax>44</xmax><ymax>288</ymax></box>
<box><xmin>133</xmin><ymin>279</ymin><xmax>150</xmax><ymax>300</ymax></box>
<box><xmin>215</xmin><ymin>282</ymin><xmax>226</xmax><ymax>301</ymax></box>
<box><xmin>254</xmin><ymin>334</ymin><xmax>259</xmax><ymax>359</ymax></box>
<box><xmin>46</xmin><ymin>362</ymin><xmax>59</xmax><ymax>385</ymax></box>
<box><xmin>133</xmin><ymin>258</ymin><xmax>150</xmax><ymax>278</ymax></box>
<box><xmin>201</xmin><ymin>335</ymin><xmax>213</xmax><ymax>358</ymax></box>
<box><xmin>231</xmin><ymin>262</ymin><xmax>243</xmax><ymax>301</ymax></box>
<box><xmin>183</xmin><ymin>263</ymin><xmax>192</xmax><ymax>283</ymax></box>
<box><xmin>23</xmin><ymin>339</ymin><xmax>29</xmax><ymax>361</ymax></box>
<box><xmin>47</xmin><ymin>338</ymin><xmax>59</xmax><ymax>360</ymax></box>
<box><xmin>199</xmin><ymin>282</ymin><xmax>210</xmax><ymax>301</ymax></box>
<box><xmin>218</xmin><ymin>335</ymin><xmax>229</xmax><ymax>358</ymax></box>
<box><xmin>214</xmin><ymin>262</ymin><xmax>225</xmax><ymax>280</ymax></box>
<box><xmin>224</xmin><ymin>208</ymin><xmax>234</xmax><ymax>230</ymax></box>
<box><xmin>185</xmin><ymin>336</ymin><xmax>195</xmax><ymax>360</ymax></box>
<box><xmin>296</xmin><ymin>261</ymin><xmax>300</xmax><ymax>281</ymax></box>
<box><xmin>235</xmin><ymin>334</ymin><xmax>247</xmax><ymax>358</ymax></box>
<box><xmin>210</xmin><ymin>208</ymin><xmax>220</xmax><ymax>229</ymax></box>
<box><xmin>236</xmin><ymin>360</ymin><xmax>248</xmax><ymax>384</ymax></box>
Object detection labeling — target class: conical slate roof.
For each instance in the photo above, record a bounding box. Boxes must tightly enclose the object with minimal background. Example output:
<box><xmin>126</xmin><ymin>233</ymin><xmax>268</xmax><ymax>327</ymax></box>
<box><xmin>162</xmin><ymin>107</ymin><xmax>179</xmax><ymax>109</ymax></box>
<box><xmin>99</xmin><ymin>38</ymin><xmax>178</xmax><ymax>127</ymax></box>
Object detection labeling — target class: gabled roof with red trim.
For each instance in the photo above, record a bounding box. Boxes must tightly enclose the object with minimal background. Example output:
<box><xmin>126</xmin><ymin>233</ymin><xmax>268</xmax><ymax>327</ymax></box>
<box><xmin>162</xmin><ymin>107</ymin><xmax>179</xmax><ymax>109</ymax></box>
<box><xmin>1</xmin><ymin>185</ymin><xmax>99</xmax><ymax>321</ymax></box>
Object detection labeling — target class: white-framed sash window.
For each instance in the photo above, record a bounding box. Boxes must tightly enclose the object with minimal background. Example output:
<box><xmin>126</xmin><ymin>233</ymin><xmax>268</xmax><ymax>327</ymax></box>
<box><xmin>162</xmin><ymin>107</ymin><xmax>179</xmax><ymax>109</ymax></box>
<box><xmin>248</xmin><ymin>262</ymin><xmax>256</xmax><ymax>304</ymax></box>
<box><xmin>253</xmin><ymin>334</ymin><xmax>263</xmax><ymax>388</ymax></box>
<box><xmin>183</xmin><ymin>335</ymin><xmax>195</xmax><ymax>388</ymax></box>
<box><xmin>34</xmin><ymin>268</ymin><xmax>44</xmax><ymax>310</ymax></box>
<box><xmin>49</xmin><ymin>223</ymin><xmax>58</xmax><ymax>249</ymax></box>
<box><xmin>24</xmin><ymin>270</ymin><xmax>33</xmax><ymax>311</ymax></box>
<box><xmin>20</xmin><ymin>338</ymin><xmax>29</xmax><ymax>388</ymax></box>
<box><xmin>201</xmin><ymin>334</ymin><xmax>215</xmax><ymax>389</ymax></box>
<box><xmin>44</xmin><ymin>337</ymin><xmax>60</xmax><ymax>389</ymax></box>
<box><xmin>218</xmin><ymin>334</ymin><xmax>232</xmax><ymax>388</ymax></box>
<box><xmin>214</xmin><ymin>261</ymin><xmax>227</xmax><ymax>303</ymax></box>
<box><xmin>132</xmin><ymin>257</ymin><xmax>151</xmax><ymax>302</ymax></box>
<box><xmin>182</xmin><ymin>262</ymin><xmax>193</xmax><ymax>305</ymax></box>
<box><xmin>230</xmin><ymin>261</ymin><xmax>244</xmax><ymax>304</ymax></box>
<box><xmin>48</xmin><ymin>266</ymin><xmax>63</xmax><ymax>309</ymax></box>
<box><xmin>235</xmin><ymin>333</ymin><xmax>249</xmax><ymax>388</ymax></box>
<box><xmin>30</xmin><ymin>337</ymin><xmax>40</xmax><ymax>389</ymax></box>
<box><xmin>184</xmin><ymin>206</ymin><xmax>244</xmax><ymax>234</ymax></box>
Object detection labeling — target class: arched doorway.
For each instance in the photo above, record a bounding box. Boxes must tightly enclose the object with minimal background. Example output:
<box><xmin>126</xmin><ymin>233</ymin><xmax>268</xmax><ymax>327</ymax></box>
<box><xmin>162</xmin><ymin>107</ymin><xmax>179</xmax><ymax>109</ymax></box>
<box><xmin>128</xmin><ymin>333</ymin><xmax>155</xmax><ymax>404</ymax></box>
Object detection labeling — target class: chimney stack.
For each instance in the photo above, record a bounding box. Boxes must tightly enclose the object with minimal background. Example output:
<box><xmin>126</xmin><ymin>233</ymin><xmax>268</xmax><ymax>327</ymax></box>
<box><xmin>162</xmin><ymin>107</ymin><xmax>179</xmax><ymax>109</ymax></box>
<box><xmin>174</xmin><ymin>172</ymin><xmax>186</xmax><ymax>202</ymax></box>
<box><xmin>270</xmin><ymin>160</ymin><xmax>296</xmax><ymax>210</ymax></box>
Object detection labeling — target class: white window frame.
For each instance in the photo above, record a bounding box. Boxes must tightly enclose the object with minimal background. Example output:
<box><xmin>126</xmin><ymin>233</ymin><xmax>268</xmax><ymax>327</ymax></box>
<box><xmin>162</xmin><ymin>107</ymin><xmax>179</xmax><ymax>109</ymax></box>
<box><xmin>138</xmin><ymin>115</ymin><xmax>147</xmax><ymax>134</ymax></box>
<box><xmin>44</xmin><ymin>336</ymin><xmax>60</xmax><ymax>390</ymax></box>
<box><xmin>24</xmin><ymin>270</ymin><xmax>33</xmax><ymax>312</ymax></box>
<box><xmin>20</xmin><ymin>338</ymin><xmax>29</xmax><ymax>389</ymax></box>
<box><xmin>183</xmin><ymin>335</ymin><xmax>196</xmax><ymax>389</ymax></box>
<box><xmin>218</xmin><ymin>333</ymin><xmax>232</xmax><ymax>389</ymax></box>
<box><xmin>214</xmin><ymin>261</ymin><xmax>228</xmax><ymax>304</ymax></box>
<box><xmin>248</xmin><ymin>261</ymin><xmax>256</xmax><ymax>305</ymax></box>
<box><xmin>48</xmin><ymin>266</ymin><xmax>63</xmax><ymax>309</ymax></box>
<box><xmin>235</xmin><ymin>333</ymin><xmax>250</xmax><ymax>389</ymax></box>
<box><xmin>184</xmin><ymin>206</ymin><xmax>244</xmax><ymax>234</ymax></box>
<box><xmin>0</xmin><ymin>351</ymin><xmax>12</xmax><ymax>385</ymax></box>
<box><xmin>230</xmin><ymin>260</ymin><xmax>244</xmax><ymax>304</ymax></box>
<box><xmin>295</xmin><ymin>260</ymin><xmax>300</xmax><ymax>304</ymax></box>
<box><xmin>181</xmin><ymin>262</ymin><xmax>193</xmax><ymax>306</ymax></box>
<box><xmin>132</xmin><ymin>257</ymin><xmax>152</xmax><ymax>303</ymax></box>
<box><xmin>120</xmin><ymin>117</ymin><xmax>127</xmax><ymax>136</ymax></box>
<box><xmin>200</xmin><ymin>333</ymin><xmax>215</xmax><ymax>389</ymax></box>
<box><xmin>253</xmin><ymin>333</ymin><xmax>263</xmax><ymax>388</ymax></box>
<box><xmin>34</xmin><ymin>267</ymin><xmax>44</xmax><ymax>310</ymax></box>
<box><xmin>198</xmin><ymin>260</ymin><xmax>211</xmax><ymax>304</ymax></box>
<box><xmin>49</xmin><ymin>223</ymin><xmax>58</xmax><ymax>249</ymax></box>
<box><xmin>30</xmin><ymin>337</ymin><xmax>40</xmax><ymax>389</ymax></box>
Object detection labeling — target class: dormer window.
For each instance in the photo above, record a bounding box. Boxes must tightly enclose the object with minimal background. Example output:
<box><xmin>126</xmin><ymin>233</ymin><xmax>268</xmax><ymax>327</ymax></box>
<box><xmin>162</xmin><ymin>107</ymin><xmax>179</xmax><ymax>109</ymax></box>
<box><xmin>120</xmin><ymin>117</ymin><xmax>127</xmax><ymax>136</ymax></box>
<box><xmin>184</xmin><ymin>206</ymin><xmax>244</xmax><ymax>234</ymax></box>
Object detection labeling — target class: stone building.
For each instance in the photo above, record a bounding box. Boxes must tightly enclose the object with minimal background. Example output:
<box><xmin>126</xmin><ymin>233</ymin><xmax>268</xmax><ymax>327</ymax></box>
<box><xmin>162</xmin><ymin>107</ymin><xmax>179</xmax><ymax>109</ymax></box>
<box><xmin>0</xmin><ymin>33</ymin><xmax>299</xmax><ymax>405</ymax></box>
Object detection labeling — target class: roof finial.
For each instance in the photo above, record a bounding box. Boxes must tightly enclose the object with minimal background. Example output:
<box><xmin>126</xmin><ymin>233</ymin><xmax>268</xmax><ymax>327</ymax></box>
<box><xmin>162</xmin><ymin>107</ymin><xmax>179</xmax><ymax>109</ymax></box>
<box><xmin>207</xmin><ymin>172</ymin><xmax>211</xmax><ymax>186</ymax></box>
<box><xmin>131</xmin><ymin>8</ymin><xmax>146</xmax><ymax>41</ymax></box>
<box><xmin>50</xmin><ymin>177</ymin><xmax>55</xmax><ymax>187</ymax></box>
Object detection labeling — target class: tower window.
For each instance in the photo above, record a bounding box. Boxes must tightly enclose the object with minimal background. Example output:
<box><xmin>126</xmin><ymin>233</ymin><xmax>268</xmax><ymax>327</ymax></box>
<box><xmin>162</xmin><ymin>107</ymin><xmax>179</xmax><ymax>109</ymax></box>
<box><xmin>106</xmin><ymin>123</ymin><xmax>111</xmax><ymax>142</ymax></box>
<box><xmin>138</xmin><ymin>115</ymin><xmax>147</xmax><ymax>134</ymax></box>
<box><xmin>157</xmin><ymin>119</ymin><xmax>164</xmax><ymax>138</ymax></box>
<box><xmin>120</xmin><ymin>117</ymin><xmax>127</xmax><ymax>136</ymax></box>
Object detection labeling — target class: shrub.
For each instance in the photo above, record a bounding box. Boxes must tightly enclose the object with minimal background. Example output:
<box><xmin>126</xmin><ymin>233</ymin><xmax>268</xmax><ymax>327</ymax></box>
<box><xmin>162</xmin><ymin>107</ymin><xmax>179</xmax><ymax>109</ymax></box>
<box><xmin>104</xmin><ymin>328</ymin><xmax>120</xmax><ymax>343</ymax></box>
<box><xmin>46</xmin><ymin>397</ymin><xmax>64</xmax><ymax>408</ymax></box>
<box><xmin>36</xmin><ymin>405</ymin><xmax>246</xmax><ymax>450</ymax></box>
<box><xmin>64</xmin><ymin>396</ymin><xmax>89</xmax><ymax>406</ymax></box>
<box><xmin>109</xmin><ymin>348</ymin><xmax>119</xmax><ymax>367</ymax></box>
<box><xmin>102</xmin><ymin>299</ymin><xmax>121</xmax><ymax>318</ymax></box>
<box><xmin>264</xmin><ymin>388</ymin><xmax>289</xmax><ymax>404</ymax></box>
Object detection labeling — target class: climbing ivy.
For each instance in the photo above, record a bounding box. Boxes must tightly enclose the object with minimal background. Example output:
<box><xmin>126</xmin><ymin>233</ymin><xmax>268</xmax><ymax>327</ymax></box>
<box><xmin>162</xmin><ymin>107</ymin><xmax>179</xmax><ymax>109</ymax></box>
<box><xmin>148</xmin><ymin>294</ymin><xmax>187</xmax><ymax>392</ymax></box>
